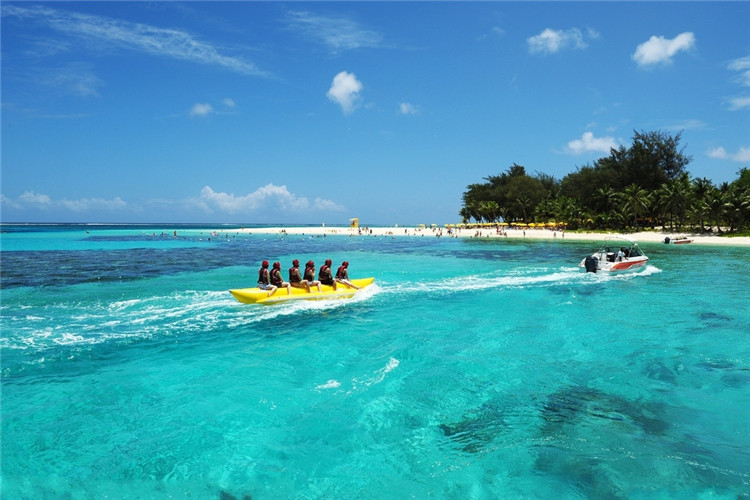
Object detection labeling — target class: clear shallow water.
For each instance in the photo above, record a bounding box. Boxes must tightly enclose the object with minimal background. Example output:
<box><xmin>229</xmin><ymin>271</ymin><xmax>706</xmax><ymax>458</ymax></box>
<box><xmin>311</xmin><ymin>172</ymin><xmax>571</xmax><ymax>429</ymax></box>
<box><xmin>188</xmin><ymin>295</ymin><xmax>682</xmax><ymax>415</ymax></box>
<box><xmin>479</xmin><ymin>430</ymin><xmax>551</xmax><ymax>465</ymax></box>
<box><xmin>2</xmin><ymin>225</ymin><xmax>749</xmax><ymax>498</ymax></box>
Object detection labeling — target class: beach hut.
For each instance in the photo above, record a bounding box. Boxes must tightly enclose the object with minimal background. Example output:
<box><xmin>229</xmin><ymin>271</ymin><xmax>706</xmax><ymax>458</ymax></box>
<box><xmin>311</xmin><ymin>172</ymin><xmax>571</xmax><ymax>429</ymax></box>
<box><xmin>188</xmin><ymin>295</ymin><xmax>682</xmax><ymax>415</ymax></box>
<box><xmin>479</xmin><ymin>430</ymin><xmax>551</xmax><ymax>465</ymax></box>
<box><xmin>350</xmin><ymin>218</ymin><xmax>359</xmax><ymax>228</ymax></box>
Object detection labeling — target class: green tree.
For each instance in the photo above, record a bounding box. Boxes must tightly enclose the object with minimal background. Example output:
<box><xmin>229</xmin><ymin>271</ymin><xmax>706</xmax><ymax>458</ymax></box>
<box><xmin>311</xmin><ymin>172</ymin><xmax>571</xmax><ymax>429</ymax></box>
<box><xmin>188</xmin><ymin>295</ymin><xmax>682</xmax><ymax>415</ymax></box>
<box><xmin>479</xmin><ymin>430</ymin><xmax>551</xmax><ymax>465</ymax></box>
<box><xmin>619</xmin><ymin>184</ymin><xmax>651</xmax><ymax>229</ymax></box>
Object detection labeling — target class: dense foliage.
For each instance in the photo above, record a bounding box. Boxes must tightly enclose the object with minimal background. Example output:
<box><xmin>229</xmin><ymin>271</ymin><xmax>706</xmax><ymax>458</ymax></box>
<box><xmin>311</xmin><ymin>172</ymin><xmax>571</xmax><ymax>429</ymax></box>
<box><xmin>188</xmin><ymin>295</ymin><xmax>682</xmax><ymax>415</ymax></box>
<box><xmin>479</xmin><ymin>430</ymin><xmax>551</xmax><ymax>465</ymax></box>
<box><xmin>460</xmin><ymin>130</ymin><xmax>750</xmax><ymax>234</ymax></box>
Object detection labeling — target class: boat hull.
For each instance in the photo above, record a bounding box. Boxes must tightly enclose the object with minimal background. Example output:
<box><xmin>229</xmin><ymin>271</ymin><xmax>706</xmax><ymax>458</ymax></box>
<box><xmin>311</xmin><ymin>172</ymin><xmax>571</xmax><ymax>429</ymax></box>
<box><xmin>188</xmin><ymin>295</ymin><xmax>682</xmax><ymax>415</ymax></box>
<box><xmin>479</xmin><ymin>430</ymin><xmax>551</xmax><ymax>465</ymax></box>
<box><xmin>230</xmin><ymin>277</ymin><xmax>375</xmax><ymax>305</ymax></box>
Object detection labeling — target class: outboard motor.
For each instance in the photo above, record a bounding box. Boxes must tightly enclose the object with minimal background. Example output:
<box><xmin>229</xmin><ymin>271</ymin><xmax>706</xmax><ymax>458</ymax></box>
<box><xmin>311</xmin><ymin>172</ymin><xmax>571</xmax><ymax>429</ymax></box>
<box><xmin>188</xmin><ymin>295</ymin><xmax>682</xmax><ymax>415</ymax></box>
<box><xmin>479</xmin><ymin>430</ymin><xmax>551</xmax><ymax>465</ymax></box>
<box><xmin>664</xmin><ymin>237</ymin><xmax>670</xmax><ymax>244</ymax></box>
<box><xmin>584</xmin><ymin>256</ymin><xmax>599</xmax><ymax>273</ymax></box>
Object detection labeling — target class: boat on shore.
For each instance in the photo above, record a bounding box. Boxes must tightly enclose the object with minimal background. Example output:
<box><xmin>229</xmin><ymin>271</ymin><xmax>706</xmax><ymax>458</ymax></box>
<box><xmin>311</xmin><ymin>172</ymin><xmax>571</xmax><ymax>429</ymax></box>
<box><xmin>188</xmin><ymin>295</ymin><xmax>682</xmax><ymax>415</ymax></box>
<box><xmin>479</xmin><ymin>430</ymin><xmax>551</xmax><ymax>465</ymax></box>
<box><xmin>580</xmin><ymin>236</ymin><xmax>649</xmax><ymax>273</ymax></box>
<box><xmin>664</xmin><ymin>236</ymin><xmax>693</xmax><ymax>244</ymax></box>
<box><xmin>230</xmin><ymin>278</ymin><xmax>375</xmax><ymax>305</ymax></box>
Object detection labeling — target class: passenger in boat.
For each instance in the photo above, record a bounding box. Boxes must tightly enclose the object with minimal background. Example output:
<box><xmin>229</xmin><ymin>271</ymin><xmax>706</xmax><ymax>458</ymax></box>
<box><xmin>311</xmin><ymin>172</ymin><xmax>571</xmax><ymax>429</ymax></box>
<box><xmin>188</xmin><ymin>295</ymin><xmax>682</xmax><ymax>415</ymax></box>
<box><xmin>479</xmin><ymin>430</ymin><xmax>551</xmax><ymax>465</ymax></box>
<box><xmin>318</xmin><ymin>259</ymin><xmax>337</xmax><ymax>290</ymax></box>
<box><xmin>336</xmin><ymin>261</ymin><xmax>361</xmax><ymax>289</ymax></box>
<box><xmin>289</xmin><ymin>259</ymin><xmax>313</xmax><ymax>293</ymax></box>
<box><xmin>303</xmin><ymin>260</ymin><xmax>323</xmax><ymax>292</ymax></box>
<box><xmin>257</xmin><ymin>260</ymin><xmax>277</xmax><ymax>297</ymax></box>
<box><xmin>270</xmin><ymin>262</ymin><xmax>291</xmax><ymax>295</ymax></box>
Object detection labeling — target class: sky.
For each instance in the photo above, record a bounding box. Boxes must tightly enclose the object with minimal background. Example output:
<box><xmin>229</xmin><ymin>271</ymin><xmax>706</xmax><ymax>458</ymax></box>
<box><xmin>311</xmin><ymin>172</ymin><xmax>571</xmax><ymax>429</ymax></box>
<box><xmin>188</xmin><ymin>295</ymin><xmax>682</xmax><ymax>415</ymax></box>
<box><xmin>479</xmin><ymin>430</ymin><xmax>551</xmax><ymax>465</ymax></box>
<box><xmin>1</xmin><ymin>1</ymin><xmax>749</xmax><ymax>225</ymax></box>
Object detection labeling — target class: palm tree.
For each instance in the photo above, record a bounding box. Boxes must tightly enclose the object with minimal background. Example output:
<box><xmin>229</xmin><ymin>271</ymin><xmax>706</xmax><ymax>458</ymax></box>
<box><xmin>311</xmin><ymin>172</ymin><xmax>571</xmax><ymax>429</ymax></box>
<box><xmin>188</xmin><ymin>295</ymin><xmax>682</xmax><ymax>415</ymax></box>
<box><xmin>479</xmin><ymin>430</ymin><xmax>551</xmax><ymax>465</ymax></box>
<box><xmin>687</xmin><ymin>199</ymin><xmax>710</xmax><ymax>232</ymax></box>
<box><xmin>478</xmin><ymin>200</ymin><xmax>500</xmax><ymax>223</ymax></box>
<box><xmin>595</xmin><ymin>186</ymin><xmax>618</xmax><ymax>214</ymax></box>
<box><xmin>515</xmin><ymin>196</ymin><xmax>532</xmax><ymax>223</ymax></box>
<box><xmin>619</xmin><ymin>184</ymin><xmax>651</xmax><ymax>230</ymax></box>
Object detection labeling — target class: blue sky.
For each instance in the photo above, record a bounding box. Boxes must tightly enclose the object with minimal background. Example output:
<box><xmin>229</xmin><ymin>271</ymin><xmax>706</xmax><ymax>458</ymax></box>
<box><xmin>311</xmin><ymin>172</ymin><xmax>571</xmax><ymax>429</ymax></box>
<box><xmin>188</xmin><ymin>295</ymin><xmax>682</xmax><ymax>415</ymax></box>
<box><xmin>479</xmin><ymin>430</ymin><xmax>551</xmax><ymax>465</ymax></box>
<box><xmin>2</xmin><ymin>2</ymin><xmax>748</xmax><ymax>224</ymax></box>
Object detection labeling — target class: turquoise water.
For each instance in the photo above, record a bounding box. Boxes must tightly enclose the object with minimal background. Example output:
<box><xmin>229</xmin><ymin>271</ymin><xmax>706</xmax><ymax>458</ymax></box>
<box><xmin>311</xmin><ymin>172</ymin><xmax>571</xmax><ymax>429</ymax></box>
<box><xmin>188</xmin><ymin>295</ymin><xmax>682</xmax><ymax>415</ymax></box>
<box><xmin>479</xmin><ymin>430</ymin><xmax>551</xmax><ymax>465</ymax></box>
<box><xmin>2</xmin><ymin>225</ymin><xmax>749</xmax><ymax>498</ymax></box>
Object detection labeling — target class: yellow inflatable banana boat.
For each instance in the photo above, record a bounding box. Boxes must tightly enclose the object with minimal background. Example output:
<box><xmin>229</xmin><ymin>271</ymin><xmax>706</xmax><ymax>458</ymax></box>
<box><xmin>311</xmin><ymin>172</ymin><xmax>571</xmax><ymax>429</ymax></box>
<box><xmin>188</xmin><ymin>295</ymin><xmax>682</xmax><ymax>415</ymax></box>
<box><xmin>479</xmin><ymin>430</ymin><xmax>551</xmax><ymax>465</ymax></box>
<box><xmin>230</xmin><ymin>277</ymin><xmax>375</xmax><ymax>305</ymax></box>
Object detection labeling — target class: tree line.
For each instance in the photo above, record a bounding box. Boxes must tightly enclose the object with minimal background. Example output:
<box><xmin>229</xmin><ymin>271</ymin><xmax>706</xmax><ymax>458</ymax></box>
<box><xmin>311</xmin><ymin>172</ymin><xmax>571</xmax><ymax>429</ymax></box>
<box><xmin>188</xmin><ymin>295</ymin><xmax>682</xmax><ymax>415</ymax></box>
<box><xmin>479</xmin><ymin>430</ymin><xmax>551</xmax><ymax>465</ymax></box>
<box><xmin>460</xmin><ymin>130</ymin><xmax>750</xmax><ymax>234</ymax></box>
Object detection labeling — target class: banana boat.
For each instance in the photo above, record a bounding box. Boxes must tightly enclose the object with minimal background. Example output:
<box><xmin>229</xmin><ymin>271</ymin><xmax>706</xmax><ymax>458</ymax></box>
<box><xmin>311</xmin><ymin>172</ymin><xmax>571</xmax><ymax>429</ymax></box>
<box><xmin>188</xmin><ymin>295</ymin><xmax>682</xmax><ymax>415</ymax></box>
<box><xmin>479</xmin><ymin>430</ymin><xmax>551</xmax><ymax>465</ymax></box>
<box><xmin>230</xmin><ymin>278</ymin><xmax>375</xmax><ymax>305</ymax></box>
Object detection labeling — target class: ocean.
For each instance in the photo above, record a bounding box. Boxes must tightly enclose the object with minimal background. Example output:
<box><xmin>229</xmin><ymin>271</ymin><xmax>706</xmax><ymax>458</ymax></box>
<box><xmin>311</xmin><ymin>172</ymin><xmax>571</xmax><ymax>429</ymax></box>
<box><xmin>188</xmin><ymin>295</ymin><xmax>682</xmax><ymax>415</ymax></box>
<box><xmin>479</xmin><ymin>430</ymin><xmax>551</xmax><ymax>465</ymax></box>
<box><xmin>1</xmin><ymin>224</ymin><xmax>748</xmax><ymax>498</ymax></box>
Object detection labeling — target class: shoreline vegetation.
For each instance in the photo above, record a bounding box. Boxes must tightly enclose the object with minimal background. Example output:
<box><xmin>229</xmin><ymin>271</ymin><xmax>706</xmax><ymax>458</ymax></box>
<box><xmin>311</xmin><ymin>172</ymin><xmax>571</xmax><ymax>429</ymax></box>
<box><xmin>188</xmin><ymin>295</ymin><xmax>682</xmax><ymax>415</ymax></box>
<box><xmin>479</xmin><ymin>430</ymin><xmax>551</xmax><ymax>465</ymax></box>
<box><xmin>459</xmin><ymin>131</ymin><xmax>750</xmax><ymax>237</ymax></box>
<box><xmin>234</xmin><ymin>225</ymin><xmax>750</xmax><ymax>246</ymax></box>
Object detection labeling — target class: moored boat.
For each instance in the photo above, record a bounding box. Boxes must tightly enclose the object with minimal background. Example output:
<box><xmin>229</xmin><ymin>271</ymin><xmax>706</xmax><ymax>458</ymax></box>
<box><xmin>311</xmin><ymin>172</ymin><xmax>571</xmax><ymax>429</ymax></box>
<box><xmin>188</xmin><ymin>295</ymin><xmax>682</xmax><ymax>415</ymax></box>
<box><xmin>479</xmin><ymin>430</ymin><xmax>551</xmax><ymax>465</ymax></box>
<box><xmin>230</xmin><ymin>277</ymin><xmax>375</xmax><ymax>305</ymax></box>
<box><xmin>580</xmin><ymin>236</ymin><xmax>649</xmax><ymax>273</ymax></box>
<box><xmin>664</xmin><ymin>236</ymin><xmax>693</xmax><ymax>244</ymax></box>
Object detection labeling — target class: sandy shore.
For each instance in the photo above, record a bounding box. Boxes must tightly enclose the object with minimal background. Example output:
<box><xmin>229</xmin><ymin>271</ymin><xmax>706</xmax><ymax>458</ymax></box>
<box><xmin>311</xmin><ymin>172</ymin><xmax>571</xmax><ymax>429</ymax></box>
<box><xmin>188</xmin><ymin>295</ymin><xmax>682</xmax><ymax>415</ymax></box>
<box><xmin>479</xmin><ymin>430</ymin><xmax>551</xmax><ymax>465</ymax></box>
<box><xmin>235</xmin><ymin>225</ymin><xmax>750</xmax><ymax>246</ymax></box>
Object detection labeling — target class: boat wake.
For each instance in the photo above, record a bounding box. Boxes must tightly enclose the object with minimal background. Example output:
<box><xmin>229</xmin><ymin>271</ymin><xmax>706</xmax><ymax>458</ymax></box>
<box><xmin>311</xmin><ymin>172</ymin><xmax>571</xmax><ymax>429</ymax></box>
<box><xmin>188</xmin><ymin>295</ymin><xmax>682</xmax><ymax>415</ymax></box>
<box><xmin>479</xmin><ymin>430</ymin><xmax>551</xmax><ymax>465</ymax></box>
<box><xmin>382</xmin><ymin>264</ymin><xmax>661</xmax><ymax>299</ymax></box>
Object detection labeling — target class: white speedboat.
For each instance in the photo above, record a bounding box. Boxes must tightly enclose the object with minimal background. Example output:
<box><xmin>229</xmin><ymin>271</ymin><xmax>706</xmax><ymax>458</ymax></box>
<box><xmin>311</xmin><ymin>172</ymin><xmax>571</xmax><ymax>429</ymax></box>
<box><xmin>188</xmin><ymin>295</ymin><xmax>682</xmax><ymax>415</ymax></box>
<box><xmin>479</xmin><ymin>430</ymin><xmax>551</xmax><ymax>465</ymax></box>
<box><xmin>580</xmin><ymin>236</ymin><xmax>649</xmax><ymax>273</ymax></box>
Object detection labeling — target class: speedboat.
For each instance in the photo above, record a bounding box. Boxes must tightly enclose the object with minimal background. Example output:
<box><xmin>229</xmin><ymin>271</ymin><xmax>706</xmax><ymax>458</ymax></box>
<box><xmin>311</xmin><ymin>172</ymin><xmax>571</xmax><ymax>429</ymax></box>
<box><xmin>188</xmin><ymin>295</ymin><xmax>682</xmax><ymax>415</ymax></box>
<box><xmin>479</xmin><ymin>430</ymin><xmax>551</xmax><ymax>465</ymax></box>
<box><xmin>580</xmin><ymin>236</ymin><xmax>649</xmax><ymax>273</ymax></box>
<box><xmin>664</xmin><ymin>236</ymin><xmax>692</xmax><ymax>244</ymax></box>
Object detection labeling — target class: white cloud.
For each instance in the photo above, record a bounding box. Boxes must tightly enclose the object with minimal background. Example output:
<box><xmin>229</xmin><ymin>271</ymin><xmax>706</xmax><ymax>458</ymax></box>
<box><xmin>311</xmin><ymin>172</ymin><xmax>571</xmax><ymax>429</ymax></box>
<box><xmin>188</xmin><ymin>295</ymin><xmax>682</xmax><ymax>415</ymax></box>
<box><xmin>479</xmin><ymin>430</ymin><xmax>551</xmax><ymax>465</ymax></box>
<box><xmin>399</xmin><ymin>102</ymin><xmax>418</xmax><ymax>115</ymax></box>
<box><xmin>223</xmin><ymin>98</ymin><xmax>236</xmax><ymax>108</ymax></box>
<box><xmin>527</xmin><ymin>28</ymin><xmax>597</xmax><ymax>55</ymax></box>
<box><xmin>632</xmin><ymin>32</ymin><xmax>695</xmax><ymax>67</ymax></box>
<box><xmin>286</xmin><ymin>11</ymin><xmax>383</xmax><ymax>53</ymax></box>
<box><xmin>190</xmin><ymin>103</ymin><xmax>214</xmax><ymax>117</ymax></box>
<box><xmin>728</xmin><ymin>96</ymin><xmax>750</xmax><ymax>111</ymax></box>
<box><xmin>3</xmin><ymin>4</ymin><xmax>268</xmax><ymax>76</ymax></box>
<box><xmin>565</xmin><ymin>132</ymin><xmax>619</xmax><ymax>155</ymax></box>
<box><xmin>726</xmin><ymin>56</ymin><xmax>750</xmax><ymax>111</ymax></box>
<box><xmin>3</xmin><ymin>191</ymin><xmax>128</xmax><ymax>212</ymax></box>
<box><xmin>36</xmin><ymin>62</ymin><xmax>103</xmax><ymax>97</ymax></box>
<box><xmin>19</xmin><ymin>190</ymin><xmax>53</xmax><ymax>207</ymax></box>
<box><xmin>708</xmin><ymin>146</ymin><xmax>750</xmax><ymax>162</ymax></box>
<box><xmin>199</xmin><ymin>184</ymin><xmax>344</xmax><ymax>214</ymax></box>
<box><xmin>59</xmin><ymin>197</ymin><xmax>127</xmax><ymax>212</ymax></box>
<box><xmin>327</xmin><ymin>71</ymin><xmax>363</xmax><ymax>114</ymax></box>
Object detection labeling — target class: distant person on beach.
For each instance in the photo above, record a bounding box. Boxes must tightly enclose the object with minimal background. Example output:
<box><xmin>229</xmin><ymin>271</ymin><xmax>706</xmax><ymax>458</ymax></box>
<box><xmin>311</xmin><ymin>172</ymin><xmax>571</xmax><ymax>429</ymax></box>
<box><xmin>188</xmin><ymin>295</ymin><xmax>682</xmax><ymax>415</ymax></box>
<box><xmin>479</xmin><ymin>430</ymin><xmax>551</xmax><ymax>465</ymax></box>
<box><xmin>336</xmin><ymin>261</ymin><xmax>361</xmax><ymax>289</ymax></box>
<box><xmin>303</xmin><ymin>260</ymin><xmax>323</xmax><ymax>292</ymax></box>
<box><xmin>270</xmin><ymin>262</ymin><xmax>291</xmax><ymax>295</ymax></box>
<box><xmin>257</xmin><ymin>260</ymin><xmax>277</xmax><ymax>297</ymax></box>
<box><xmin>318</xmin><ymin>259</ymin><xmax>337</xmax><ymax>290</ymax></box>
<box><xmin>289</xmin><ymin>259</ymin><xmax>314</xmax><ymax>293</ymax></box>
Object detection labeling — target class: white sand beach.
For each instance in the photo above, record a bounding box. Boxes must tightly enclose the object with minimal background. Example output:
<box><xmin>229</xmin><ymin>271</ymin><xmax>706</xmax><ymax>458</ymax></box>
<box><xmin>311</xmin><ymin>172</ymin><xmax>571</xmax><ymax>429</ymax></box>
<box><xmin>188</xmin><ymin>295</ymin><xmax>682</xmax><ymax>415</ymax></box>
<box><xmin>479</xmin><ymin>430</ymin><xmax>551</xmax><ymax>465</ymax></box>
<box><xmin>235</xmin><ymin>225</ymin><xmax>750</xmax><ymax>246</ymax></box>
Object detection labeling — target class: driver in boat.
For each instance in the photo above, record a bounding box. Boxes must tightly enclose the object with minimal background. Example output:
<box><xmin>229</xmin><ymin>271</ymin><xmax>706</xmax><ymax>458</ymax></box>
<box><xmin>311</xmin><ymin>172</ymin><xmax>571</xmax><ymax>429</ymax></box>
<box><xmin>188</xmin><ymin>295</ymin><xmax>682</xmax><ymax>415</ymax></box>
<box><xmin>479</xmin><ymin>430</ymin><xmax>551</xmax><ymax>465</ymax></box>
<box><xmin>269</xmin><ymin>262</ymin><xmax>291</xmax><ymax>295</ymax></box>
<box><xmin>616</xmin><ymin>247</ymin><xmax>627</xmax><ymax>262</ymax></box>
<box><xmin>257</xmin><ymin>260</ymin><xmax>277</xmax><ymax>297</ymax></box>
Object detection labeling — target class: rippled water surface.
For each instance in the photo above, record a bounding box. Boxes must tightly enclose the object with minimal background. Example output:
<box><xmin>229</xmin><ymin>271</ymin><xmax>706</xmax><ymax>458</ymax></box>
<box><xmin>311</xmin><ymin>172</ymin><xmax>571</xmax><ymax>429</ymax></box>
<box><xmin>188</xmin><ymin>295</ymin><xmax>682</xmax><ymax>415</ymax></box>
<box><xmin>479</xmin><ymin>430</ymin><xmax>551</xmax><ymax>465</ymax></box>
<box><xmin>2</xmin><ymin>225</ymin><xmax>749</xmax><ymax>498</ymax></box>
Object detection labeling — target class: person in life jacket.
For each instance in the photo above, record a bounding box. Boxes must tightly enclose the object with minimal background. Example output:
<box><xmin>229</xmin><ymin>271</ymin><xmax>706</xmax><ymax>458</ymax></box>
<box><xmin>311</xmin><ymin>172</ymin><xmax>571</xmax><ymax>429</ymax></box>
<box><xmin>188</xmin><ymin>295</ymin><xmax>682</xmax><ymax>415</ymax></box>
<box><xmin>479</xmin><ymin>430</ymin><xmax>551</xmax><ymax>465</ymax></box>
<box><xmin>336</xmin><ymin>261</ymin><xmax>360</xmax><ymax>289</ymax></box>
<box><xmin>289</xmin><ymin>259</ymin><xmax>314</xmax><ymax>293</ymax></box>
<box><xmin>269</xmin><ymin>261</ymin><xmax>291</xmax><ymax>295</ymax></box>
<box><xmin>257</xmin><ymin>260</ymin><xmax>278</xmax><ymax>297</ymax></box>
<box><xmin>318</xmin><ymin>259</ymin><xmax>337</xmax><ymax>290</ymax></box>
<box><xmin>303</xmin><ymin>260</ymin><xmax>323</xmax><ymax>292</ymax></box>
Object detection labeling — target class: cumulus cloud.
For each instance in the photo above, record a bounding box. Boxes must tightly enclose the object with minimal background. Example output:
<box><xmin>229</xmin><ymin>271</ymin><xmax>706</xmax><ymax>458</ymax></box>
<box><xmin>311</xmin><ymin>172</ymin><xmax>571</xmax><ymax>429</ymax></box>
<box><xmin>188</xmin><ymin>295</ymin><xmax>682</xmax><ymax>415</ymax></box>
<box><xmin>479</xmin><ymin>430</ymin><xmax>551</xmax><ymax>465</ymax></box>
<box><xmin>286</xmin><ymin>10</ymin><xmax>383</xmax><ymax>53</ymax></box>
<box><xmin>327</xmin><ymin>71</ymin><xmax>363</xmax><ymax>114</ymax></box>
<box><xmin>19</xmin><ymin>190</ymin><xmax>53</xmax><ymax>207</ymax></box>
<box><xmin>3</xmin><ymin>191</ymin><xmax>128</xmax><ymax>212</ymax></box>
<box><xmin>190</xmin><ymin>103</ymin><xmax>214</xmax><ymax>117</ymax></box>
<box><xmin>399</xmin><ymin>102</ymin><xmax>418</xmax><ymax>115</ymax></box>
<box><xmin>632</xmin><ymin>32</ymin><xmax>695</xmax><ymax>67</ymax></box>
<box><xmin>565</xmin><ymin>132</ymin><xmax>619</xmax><ymax>155</ymax></box>
<box><xmin>527</xmin><ymin>28</ymin><xmax>598</xmax><ymax>54</ymax></box>
<box><xmin>708</xmin><ymin>146</ymin><xmax>750</xmax><ymax>162</ymax></box>
<box><xmin>199</xmin><ymin>184</ymin><xmax>344</xmax><ymax>214</ymax></box>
